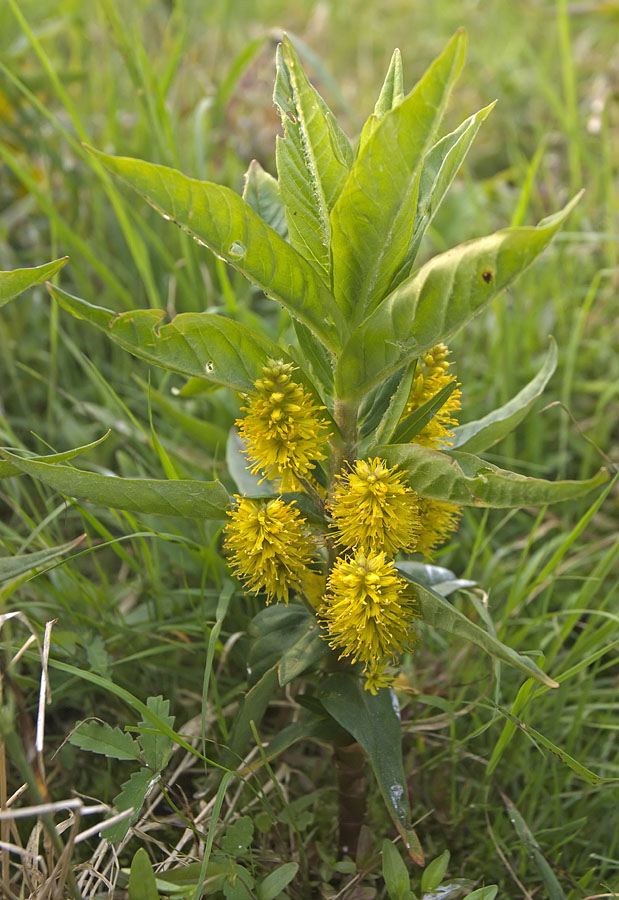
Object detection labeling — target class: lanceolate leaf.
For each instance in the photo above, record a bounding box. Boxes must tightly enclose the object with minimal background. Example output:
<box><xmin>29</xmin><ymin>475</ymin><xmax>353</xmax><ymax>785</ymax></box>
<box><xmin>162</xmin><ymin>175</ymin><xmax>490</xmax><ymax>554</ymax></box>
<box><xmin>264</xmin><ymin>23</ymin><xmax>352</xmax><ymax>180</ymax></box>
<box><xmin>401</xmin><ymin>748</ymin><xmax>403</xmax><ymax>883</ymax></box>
<box><xmin>87</xmin><ymin>147</ymin><xmax>345</xmax><ymax>351</ymax></box>
<box><xmin>0</xmin><ymin>257</ymin><xmax>68</xmax><ymax>307</ymax></box>
<box><xmin>388</xmin><ymin>102</ymin><xmax>496</xmax><ymax>292</ymax></box>
<box><xmin>376</xmin><ymin>443</ymin><xmax>608</xmax><ymax>507</ymax></box>
<box><xmin>274</xmin><ymin>36</ymin><xmax>352</xmax><ymax>281</ymax></box>
<box><xmin>336</xmin><ymin>194</ymin><xmax>581</xmax><ymax>399</ymax></box>
<box><xmin>319</xmin><ymin>673</ymin><xmax>422</xmax><ymax>861</ymax></box>
<box><xmin>398</xmin><ymin>576</ymin><xmax>558</xmax><ymax>688</ymax></box>
<box><xmin>357</xmin><ymin>49</ymin><xmax>405</xmax><ymax>151</ymax></box>
<box><xmin>359</xmin><ymin>366</ymin><xmax>411</xmax><ymax>442</ymax></box>
<box><xmin>242</xmin><ymin>159</ymin><xmax>288</xmax><ymax>238</ymax></box>
<box><xmin>451</xmin><ymin>337</ymin><xmax>558</xmax><ymax>453</ymax></box>
<box><xmin>0</xmin><ymin>430</ymin><xmax>110</xmax><ymax>479</ymax></box>
<box><xmin>47</xmin><ymin>284</ymin><xmax>293</xmax><ymax>393</ymax></box>
<box><xmin>330</xmin><ymin>30</ymin><xmax>466</xmax><ymax>323</ymax></box>
<box><xmin>390</xmin><ymin>378</ymin><xmax>458</xmax><ymax>444</ymax></box>
<box><xmin>291</xmin><ymin>320</ymin><xmax>335</xmax><ymax>391</ymax></box>
<box><xmin>0</xmin><ymin>449</ymin><xmax>230</xmax><ymax>519</ymax></box>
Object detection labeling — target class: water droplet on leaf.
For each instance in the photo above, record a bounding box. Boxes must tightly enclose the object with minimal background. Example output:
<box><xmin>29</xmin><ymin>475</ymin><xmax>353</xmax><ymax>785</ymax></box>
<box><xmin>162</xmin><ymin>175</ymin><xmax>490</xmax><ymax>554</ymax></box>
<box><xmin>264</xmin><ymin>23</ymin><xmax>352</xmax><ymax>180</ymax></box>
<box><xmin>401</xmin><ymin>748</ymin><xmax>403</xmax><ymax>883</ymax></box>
<box><xmin>228</xmin><ymin>241</ymin><xmax>246</xmax><ymax>258</ymax></box>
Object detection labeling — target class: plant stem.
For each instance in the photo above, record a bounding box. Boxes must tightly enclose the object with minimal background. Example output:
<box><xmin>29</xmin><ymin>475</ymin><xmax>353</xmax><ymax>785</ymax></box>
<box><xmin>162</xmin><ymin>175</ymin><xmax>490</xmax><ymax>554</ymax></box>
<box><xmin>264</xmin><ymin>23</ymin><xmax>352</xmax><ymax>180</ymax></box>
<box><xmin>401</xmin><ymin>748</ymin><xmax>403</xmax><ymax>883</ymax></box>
<box><xmin>334</xmin><ymin>739</ymin><xmax>368</xmax><ymax>857</ymax></box>
<box><xmin>330</xmin><ymin>398</ymin><xmax>359</xmax><ymax>482</ymax></box>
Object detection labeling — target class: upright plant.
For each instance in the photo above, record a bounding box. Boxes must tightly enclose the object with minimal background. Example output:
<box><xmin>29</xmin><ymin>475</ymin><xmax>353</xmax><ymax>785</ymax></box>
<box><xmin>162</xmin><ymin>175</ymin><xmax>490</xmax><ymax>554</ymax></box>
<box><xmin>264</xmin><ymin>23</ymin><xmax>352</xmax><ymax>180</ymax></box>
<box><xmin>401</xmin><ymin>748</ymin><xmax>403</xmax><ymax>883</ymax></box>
<box><xmin>1</xmin><ymin>31</ymin><xmax>608</xmax><ymax>861</ymax></box>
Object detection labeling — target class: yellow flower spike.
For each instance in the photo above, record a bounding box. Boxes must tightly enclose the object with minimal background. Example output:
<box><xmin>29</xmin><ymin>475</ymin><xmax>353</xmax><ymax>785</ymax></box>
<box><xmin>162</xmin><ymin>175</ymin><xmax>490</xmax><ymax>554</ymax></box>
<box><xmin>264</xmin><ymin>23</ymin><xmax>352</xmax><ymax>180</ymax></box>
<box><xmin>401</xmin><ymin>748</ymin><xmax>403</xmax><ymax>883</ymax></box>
<box><xmin>330</xmin><ymin>457</ymin><xmax>420</xmax><ymax>555</ymax></box>
<box><xmin>416</xmin><ymin>497</ymin><xmax>462</xmax><ymax>556</ymax></box>
<box><xmin>237</xmin><ymin>359</ymin><xmax>330</xmax><ymax>489</ymax></box>
<box><xmin>224</xmin><ymin>495</ymin><xmax>316</xmax><ymax>604</ymax></box>
<box><xmin>320</xmin><ymin>551</ymin><xmax>419</xmax><ymax>693</ymax></box>
<box><xmin>403</xmin><ymin>343</ymin><xmax>462</xmax><ymax>448</ymax></box>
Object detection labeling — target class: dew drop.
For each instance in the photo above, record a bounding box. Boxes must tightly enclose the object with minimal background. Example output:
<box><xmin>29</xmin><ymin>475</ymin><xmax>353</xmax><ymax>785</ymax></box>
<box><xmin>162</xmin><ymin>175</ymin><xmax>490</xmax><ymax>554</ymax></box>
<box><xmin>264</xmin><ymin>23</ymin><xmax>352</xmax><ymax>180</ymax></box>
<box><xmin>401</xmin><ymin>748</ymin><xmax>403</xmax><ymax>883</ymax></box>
<box><xmin>389</xmin><ymin>784</ymin><xmax>404</xmax><ymax>807</ymax></box>
<box><xmin>228</xmin><ymin>241</ymin><xmax>246</xmax><ymax>258</ymax></box>
<box><xmin>171</xmin><ymin>386</ymin><xmax>180</xmax><ymax>396</ymax></box>
<box><xmin>161</xmin><ymin>213</ymin><xmax>172</xmax><ymax>221</ymax></box>
<box><xmin>205</xmin><ymin>361</ymin><xmax>215</xmax><ymax>374</ymax></box>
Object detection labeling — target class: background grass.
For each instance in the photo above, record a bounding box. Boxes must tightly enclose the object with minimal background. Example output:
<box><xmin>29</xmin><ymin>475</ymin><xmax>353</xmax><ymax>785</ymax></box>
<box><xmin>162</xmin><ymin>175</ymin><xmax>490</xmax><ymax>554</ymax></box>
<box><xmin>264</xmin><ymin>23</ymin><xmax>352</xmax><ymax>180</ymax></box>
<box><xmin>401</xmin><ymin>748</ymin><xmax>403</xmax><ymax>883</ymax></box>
<box><xmin>0</xmin><ymin>0</ymin><xmax>617</xmax><ymax>897</ymax></box>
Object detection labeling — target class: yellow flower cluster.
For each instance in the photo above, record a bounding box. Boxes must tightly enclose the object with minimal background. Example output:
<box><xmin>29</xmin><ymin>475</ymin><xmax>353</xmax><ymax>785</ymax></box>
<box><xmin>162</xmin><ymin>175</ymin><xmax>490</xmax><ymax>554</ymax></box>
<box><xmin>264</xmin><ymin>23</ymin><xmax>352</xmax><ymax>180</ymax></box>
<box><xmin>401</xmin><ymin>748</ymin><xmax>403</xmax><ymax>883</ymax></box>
<box><xmin>224</xmin><ymin>496</ymin><xmax>315</xmax><ymax>605</ymax></box>
<box><xmin>402</xmin><ymin>343</ymin><xmax>463</xmax><ymax>554</ymax></box>
<box><xmin>321</xmin><ymin>458</ymin><xmax>420</xmax><ymax>692</ymax></box>
<box><xmin>321</xmin><ymin>553</ymin><xmax>418</xmax><ymax>692</ymax></box>
<box><xmin>225</xmin><ymin>360</ymin><xmax>328</xmax><ymax>606</ymax></box>
<box><xmin>225</xmin><ymin>350</ymin><xmax>465</xmax><ymax>692</ymax></box>
<box><xmin>236</xmin><ymin>359</ymin><xmax>330</xmax><ymax>491</ymax></box>
<box><xmin>403</xmin><ymin>343</ymin><xmax>462</xmax><ymax>449</ymax></box>
<box><xmin>330</xmin><ymin>458</ymin><xmax>420</xmax><ymax>555</ymax></box>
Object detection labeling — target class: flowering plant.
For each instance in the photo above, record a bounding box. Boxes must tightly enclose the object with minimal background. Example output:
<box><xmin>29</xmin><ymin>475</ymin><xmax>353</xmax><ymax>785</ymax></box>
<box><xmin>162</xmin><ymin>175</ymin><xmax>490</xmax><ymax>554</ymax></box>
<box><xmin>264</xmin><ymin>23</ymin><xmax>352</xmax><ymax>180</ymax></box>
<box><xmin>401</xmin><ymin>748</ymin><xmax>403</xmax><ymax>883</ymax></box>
<box><xmin>2</xmin><ymin>31</ymin><xmax>608</xmax><ymax>859</ymax></box>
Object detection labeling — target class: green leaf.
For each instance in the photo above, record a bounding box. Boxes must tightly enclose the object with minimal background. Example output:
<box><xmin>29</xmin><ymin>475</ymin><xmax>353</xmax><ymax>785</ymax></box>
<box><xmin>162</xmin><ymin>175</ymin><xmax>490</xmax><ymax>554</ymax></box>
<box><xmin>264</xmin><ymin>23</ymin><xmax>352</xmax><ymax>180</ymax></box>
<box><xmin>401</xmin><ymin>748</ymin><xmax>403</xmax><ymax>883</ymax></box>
<box><xmin>486</xmin><ymin>674</ymin><xmax>536</xmax><ymax>776</ymax></box>
<box><xmin>373</xmin><ymin>48</ymin><xmax>405</xmax><ymax>116</ymax></box>
<box><xmin>319</xmin><ymin>673</ymin><xmax>424</xmax><ymax>864</ymax></box>
<box><xmin>336</xmin><ymin>194</ymin><xmax>581</xmax><ymax>399</ymax></box>
<box><xmin>0</xmin><ymin>449</ymin><xmax>230</xmax><ymax>519</ymax></box>
<box><xmin>47</xmin><ymin>658</ymin><xmax>223</xmax><ymax>777</ymax></box>
<box><xmin>128</xmin><ymin>848</ymin><xmax>160</xmax><ymax>900</ymax></box>
<box><xmin>274</xmin><ymin>35</ymin><xmax>352</xmax><ymax>281</ymax></box>
<box><xmin>358</xmin><ymin>49</ymin><xmax>405</xmax><ymax>151</ymax></box>
<box><xmin>382</xmin><ymin>839</ymin><xmax>412</xmax><ymax>900</ymax></box>
<box><xmin>497</xmin><ymin>709</ymin><xmax>607</xmax><ymax>784</ymax></box>
<box><xmin>257</xmin><ymin>862</ymin><xmax>299</xmax><ymax>900</ymax></box>
<box><xmin>223</xmin><ymin>862</ymin><xmax>255</xmax><ymax>900</ymax></box>
<box><xmin>420</xmin><ymin>850</ymin><xmax>450</xmax><ymax>894</ymax></box>
<box><xmin>291</xmin><ymin>320</ymin><xmax>335</xmax><ymax>392</ymax></box>
<box><xmin>502</xmin><ymin>795</ymin><xmax>566</xmax><ymax>900</ymax></box>
<box><xmin>69</xmin><ymin>721</ymin><xmax>142</xmax><ymax>761</ymax></box>
<box><xmin>138</xmin><ymin>696</ymin><xmax>175</xmax><ymax>772</ymax></box>
<box><xmin>221</xmin><ymin>816</ymin><xmax>254</xmax><ymax>857</ymax></box>
<box><xmin>47</xmin><ymin>283</ymin><xmax>291</xmax><ymax>393</ymax></box>
<box><xmin>465</xmin><ymin>889</ymin><xmax>498</xmax><ymax>900</ymax></box>
<box><xmin>248</xmin><ymin>605</ymin><xmax>317</xmax><ymax>683</ymax></box>
<box><xmin>397</xmin><ymin>575</ymin><xmax>558</xmax><ymax>688</ymax></box>
<box><xmin>0</xmin><ymin>257</ymin><xmax>67</xmax><ymax>307</ymax></box>
<box><xmin>331</xmin><ymin>31</ymin><xmax>466</xmax><ymax>323</ymax></box>
<box><xmin>390</xmin><ymin>378</ymin><xmax>458</xmax><ymax>445</ymax></box>
<box><xmin>242</xmin><ymin>159</ymin><xmax>288</xmax><ymax>238</ymax></box>
<box><xmin>0</xmin><ymin>430</ymin><xmax>111</xmax><ymax>479</ymax></box>
<box><xmin>375</xmin><ymin>442</ymin><xmax>608</xmax><ymax>507</ymax></box>
<box><xmin>278</xmin><ymin>620</ymin><xmax>330</xmax><ymax>686</ymax></box>
<box><xmin>221</xmin><ymin>665</ymin><xmax>279</xmax><ymax>769</ymax></box>
<box><xmin>360</xmin><ymin>364</ymin><xmax>414</xmax><ymax>446</ymax></box>
<box><xmin>87</xmin><ymin>147</ymin><xmax>344</xmax><ymax>352</ymax></box>
<box><xmin>451</xmin><ymin>337</ymin><xmax>558</xmax><ymax>453</ymax></box>
<box><xmin>106</xmin><ymin>767</ymin><xmax>161</xmax><ymax>843</ymax></box>
<box><xmin>389</xmin><ymin>103</ymin><xmax>495</xmax><ymax>291</ymax></box>
<box><xmin>0</xmin><ymin>535</ymin><xmax>85</xmax><ymax>584</ymax></box>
